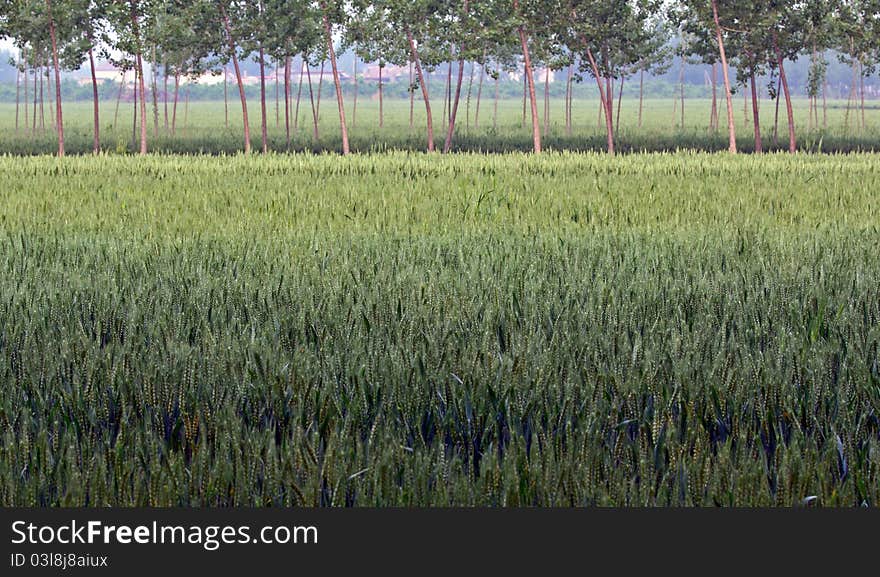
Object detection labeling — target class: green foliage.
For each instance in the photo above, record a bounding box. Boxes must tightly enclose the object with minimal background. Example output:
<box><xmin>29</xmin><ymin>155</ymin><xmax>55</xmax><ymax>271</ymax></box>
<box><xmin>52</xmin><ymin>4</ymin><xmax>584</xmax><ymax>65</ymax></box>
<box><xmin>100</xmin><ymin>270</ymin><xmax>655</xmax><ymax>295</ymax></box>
<box><xmin>0</xmin><ymin>152</ymin><xmax>878</xmax><ymax>506</ymax></box>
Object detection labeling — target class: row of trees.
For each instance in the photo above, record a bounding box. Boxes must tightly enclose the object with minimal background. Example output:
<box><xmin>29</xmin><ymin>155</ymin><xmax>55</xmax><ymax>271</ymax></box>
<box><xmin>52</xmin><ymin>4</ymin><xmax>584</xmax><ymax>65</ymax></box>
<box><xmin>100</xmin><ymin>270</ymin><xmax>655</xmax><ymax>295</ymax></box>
<box><xmin>2</xmin><ymin>0</ymin><xmax>879</xmax><ymax>157</ymax></box>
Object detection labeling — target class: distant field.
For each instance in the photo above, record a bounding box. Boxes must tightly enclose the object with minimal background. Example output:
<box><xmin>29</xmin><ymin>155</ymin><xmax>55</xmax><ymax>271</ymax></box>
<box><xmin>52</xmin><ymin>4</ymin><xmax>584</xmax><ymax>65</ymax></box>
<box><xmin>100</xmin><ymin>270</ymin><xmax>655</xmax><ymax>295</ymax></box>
<box><xmin>1</xmin><ymin>152</ymin><xmax>878</xmax><ymax>506</ymax></box>
<box><xmin>1</xmin><ymin>97</ymin><xmax>879</xmax><ymax>154</ymax></box>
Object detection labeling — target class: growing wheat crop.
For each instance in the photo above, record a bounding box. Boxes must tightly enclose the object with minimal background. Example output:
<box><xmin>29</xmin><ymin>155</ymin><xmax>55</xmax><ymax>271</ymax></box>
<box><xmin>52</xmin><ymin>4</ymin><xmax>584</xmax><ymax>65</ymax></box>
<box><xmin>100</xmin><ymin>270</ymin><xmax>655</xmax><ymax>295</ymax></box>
<box><xmin>0</xmin><ymin>152</ymin><xmax>878</xmax><ymax>506</ymax></box>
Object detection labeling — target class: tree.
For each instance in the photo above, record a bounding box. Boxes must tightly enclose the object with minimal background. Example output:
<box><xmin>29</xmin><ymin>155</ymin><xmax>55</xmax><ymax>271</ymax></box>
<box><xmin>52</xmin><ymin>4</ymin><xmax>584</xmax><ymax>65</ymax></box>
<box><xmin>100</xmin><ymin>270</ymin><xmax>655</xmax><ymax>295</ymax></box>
<box><xmin>679</xmin><ymin>0</ymin><xmax>738</xmax><ymax>153</ymax></box>
<box><xmin>565</xmin><ymin>0</ymin><xmax>664</xmax><ymax>154</ymax></box>
<box><xmin>318</xmin><ymin>0</ymin><xmax>350</xmax><ymax>154</ymax></box>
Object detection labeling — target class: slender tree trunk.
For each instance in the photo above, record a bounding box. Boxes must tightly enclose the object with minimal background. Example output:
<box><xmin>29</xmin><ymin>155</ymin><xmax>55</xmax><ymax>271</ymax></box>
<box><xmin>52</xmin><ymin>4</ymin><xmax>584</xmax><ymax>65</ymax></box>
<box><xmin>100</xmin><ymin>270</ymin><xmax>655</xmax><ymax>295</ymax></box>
<box><xmin>822</xmin><ymin>79</ymin><xmax>827</xmax><ymax>129</ymax></box>
<box><xmin>114</xmin><ymin>70</ymin><xmax>125</xmax><ymax>128</ymax></box>
<box><xmin>258</xmin><ymin>45</ymin><xmax>269</xmax><ymax>153</ymax></box>
<box><xmin>515</xmin><ymin>2</ymin><xmax>541</xmax><ymax>154</ymax></box>
<box><xmin>305</xmin><ymin>61</ymin><xmax>319</xmax><ymax>141</ymax></box>
<box><xmin>679</xmin><ymin>60</ymin><xmax>685</xmax><ymax>128</ymax></box>
<box><xmin>378</xmin><ymin>64</ymin><xmax>384</xmax><ymax>128</ymax></box>
<box><xmin>543</xmin><ymin>66</ymin><xmax>551</xmax><ymax>137</ymax></box>
<box><xmin>315</xmin><ymin>60</ymin><xmax>325</xmax><ymax>121</ymax></box>
<box><xmin>221</xmin><ymin>7</ymin><xmax>251</xmax><ymax>154</ymax></box>
<box><xmin>638</xmin><ymin>68</ymin><xmax>645</xmax><ymax>129</ymax></box>
<box><xmin>88</xmin><ymin>47</ymin><xmax>100</xmax><ymax>153</ymax></box>
<box><xmin>163</xmin><ymin>65</ymin><xmax>169</xmax><ymax>132</ymax></box>
<box><xmin>750</xmin><ymin>71</ymin><xmax>762</xmax><ymax>153</ymax></box>
<box><xmin>47</xmin><ymin>0</ymin><xmax>64</xmax><ymax>156</ymax></box>
<box><xmin>15</xmin><ymin>59</ymin><xmax>20</xmax><ymax>132</ymax></box>
<box><xmin>774</xmin><ymin>37</ymin><xmax>796</xmax><ymax>153</ymax></box>
<box><xmin>773</xmin><ymin>74</ymin><xmax>781</xmax><ymax>145</ymax></box>
<box><xmin>443</xmin><ymin>53</ymin><xmax>465</xmax><ymax>153</ymax></box>
<box><xmin>184</xmin><ymin>86</ymin><xmax>189</xmax><ymax>134</ymax></box>
<box><xmin>285</xmin><ymin>56</ymin><xmax>291</xmax><ymax>148</ymax></box>
<box><xmin>584</xmin><ymin>46</ymin><xmax>613</xmax><ymax>154</ymax></box>
<box><xmin>711</xmin><ymin>0</ymin><xmax>736</xmax><ymax>153</ymax></box>
<box><xmin>31</xmin><ymin>57</ymin><xmax>40</xmax><ymax>134</ymax></box>
<box><xmin>859</xmin><ymin>59</ymin><xmax>866</xmax><ymax>131</ymax></box>
<box><xmin>172</xmin><ymin>73</ymin><xmax>179</xmax><ymax>136</ymax></box>
<box><xmin>321</xmin><ymin>9</ymin><xmax>350</xmax><ymax>154</ymax></box>
<box><xmin>408</xmin><ymin>60</ymin><xmax>415</xmax><ymax>130</ymax></box>
<box><xmin>521</xmin><ymin>74</ymin><xmax>527</xmax><ymax>128</ymax></box>
<box><xmin>406</xmin><ymin>28</ymin><xmax>435</xmax><ymax>151</ymax></box>
<box><xmin>224</xmin><ymin>66</ymin><xmax>229</xmax><ymax>128</ymax></box>
<box><xmin>352</xmin><ymin>55</ymin><xmax>358</xmax><ymax>128</ymax></box>
<box><xmin>294</xmin><ymin>58</ymin><xmax>304</xmax><ymax>134</ymax></box>
<box><xmin>475</xmin><ymin>59</ymin><xmax>485</xmax><ymax>128</ymax></box>
<box><xmin>32</xmin><ymin>59</ymin><xmax>38</xmax><ymax>134</ymax></box>
<box><xmin>443</xmin><ymin>60</ymin><xmax>452</xmax><ymax>129</ymax></box>
<box><xmin>39</xmin><ymin>62</ymin><xmax>45</xmax><ymax>132</ymax></box>
<box><xmin>710</xmin><ymin>63</ymin><xmax>718</xmax><ymax>132</ymax></box>
<box><xmin>466</xmin><ymin>60</ymin><xmax>475</xmax><ymax>131</ymax></box>
<box><xmin>131</xmin><ymin>68</ymin><xmax>137</xmax><ymax>149</ymax></box>
<box><xmin>493</xmin><ymin>70</ymin><xmax>499</xmax><ymax>129</ymax></box>
<box><xmin>566</xmin><ymin>62</ymin><xmax>574</xmax><ymax>136</ymax></box>
<box><xmin>24</xmin><ymin>52</ymin><xmax>29</xmax><ymax>135</ymax></box>
<box><xmin>151</xmin><ymin>48</ymin><xmax>159</xmax><ymax>137</ymax></box>
<box><xmin>616</xmin><ymin>75</ymin><xmax>624</xmax><ymax>137</ymax></box>
<box><xmin>131</xmin><ymin>0</ymin><xmax>148</xmax><ymax>155</ymax></box>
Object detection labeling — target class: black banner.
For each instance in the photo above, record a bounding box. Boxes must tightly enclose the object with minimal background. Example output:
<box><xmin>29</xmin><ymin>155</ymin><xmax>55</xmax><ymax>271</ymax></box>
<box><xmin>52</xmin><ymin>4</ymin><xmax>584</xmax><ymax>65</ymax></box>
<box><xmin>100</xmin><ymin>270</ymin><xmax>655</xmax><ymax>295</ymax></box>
<box><xmin>1</xmin><ymin>508</ymin><xmax>877</xmax><ymax>574</ymax></box>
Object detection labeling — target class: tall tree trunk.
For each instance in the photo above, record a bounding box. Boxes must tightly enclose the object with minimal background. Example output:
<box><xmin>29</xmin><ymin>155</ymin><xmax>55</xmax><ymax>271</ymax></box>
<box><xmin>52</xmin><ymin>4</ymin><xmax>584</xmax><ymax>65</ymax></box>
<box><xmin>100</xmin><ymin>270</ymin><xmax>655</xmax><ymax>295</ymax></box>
<box><xmin>32</xmin><ymin>58</ymin><xmax>38</xmax><ymax>134</ymax></box>
<box><xmin>88</xmin><ymin>46</ymin><xmax>100</xmax><ymax>153</ymax></box>
<box><xmin>23</xmin><ymin>53</ymin><xmax>29</xmax><ymax>134</ymax></box>
<box><xmin>443</xmin><ymin>60</ymin><xmax>452</xmax><ymax>129</ymax></box>
<box><xmin>475</xmin><ymin>60</ymin><xmax>485</xmax><ymax>128</ymax></box>
<box><xmin>285</xmin><ymin>56</ymin><xmax>291</xmax><ymax>148</ymax></box>
<box><xmin>443</xmin><ymin>52</ymin><xmax>465</xmax><ymax>153</ymax></box>
<box><xmin>679</xmin><ymin>60</ymin><xmax>685</xmax><ymax>128</ymax></box>
<box><xmin>566</xmin><ymin>63</ymin><xmax>574</xmax><ymax>136</ymax></box>
<box><xmin>305</xmin><ymin>61</ymin><xmax>319</xmax><ymax>141</ymax></box>
<box><xmin>466</xmin><ymin>60</ymin><xmax>475</xmax><ymax>130</ymax></box>
<box><xmin>709</xmin><ymin>63</ymin><xmax>718</xmax><ymax>132</ymax></box>
<box><xmin>258</xmin><ymin>45</ymin><xmax>269</xmax><ymax>153</ymax></box>
<box><xmin>774</xmin><ymin>37</ymin><xmax>796</xmax><ymax>153</ymax></box>
<box><xmin>151</xmin><ymin>48</ymin><xmax>159</xmax><ymax>137</ymax></box>
<box><xmin>184</xmin><ymin>86</ymin><xmax>189</xmax><ymax>134</ymax></box>
<box><xmin>859</xmin><ymin>59</ymin><xmax>866</xmax><ymax>131</ymax></box>
<box><xmin>15</xmin><ymin>58</ymin><xmax>20</xmax><ymax>132</ymax></box>
<box><xmin>321</xmin><ymin>9</ymin><xmax>350</xmax><ymax>154</ymax></box>
<box><xmin>521</xmin><ymin>74</ymin><xmax>527</xmax><ymax>128</ymax></box>
<box><xmin>583</xmin><ymin>46</ymin><xmax>613</xmax><ymax>154</ymax></box>
<box><xmin>378</xmin><ymin>64</ymin><xmax>384</xmax><ymax>128</ymax></box>
<box><xmin>294</xmin><ymin>58</ymin><xmax>304</xmax><ymax>134</ymax></box>
<box><xmin>406</xmin><ymin>28</ymin><xmax>435</xmax><ymax>152</ymax></box>
<box><xmin>543</xmin><ymin>66</ymin><xmax>550</xmax><ymax>137</ymax></box>
<box><xmin>711</xmin><ymin>0</ymin><xmax>737</xmax><ymax>153</ymax></box>
<box><xmin>315</xmin><ymin>60</ymin><xmax>325</xmax><ymax>122</ymax></box>
<box><xmin>408</xmin><ymin>60</ymin><xmax>414</xmax><ymax>130</ymax></box>
<box><xmin>131</xmin><ymin>68</ymin><xmax>137</xmax><ymax>149</ymax></box>
<box><xmin>39</xmin><ymin>62</ymin><xmax>45</xmax><ymax>132</ymax></box>
<box><xmin>172</xmin><ymin>73</ymin><xmax>179</xmax><ymax>135</ymax></box>
<box><xmin>493</xmin><ymin>70</ymin><xmax>499</xmax><ymax>129</ymax></box>
<box><xmin>352</xmin><ymin>55</ymin><xmax>358</xmax><ymax>128</ymax></box>
<box><xmin>515</xmin><ymin>1</ymin><xmax>541</xmax><ymax>154</ymax></box>
<box><xmin>221</xmin><ymin>7</ymin><xmax>251</xmax><ymax>154</ymax></box>
<box><xmin>773</xmin><ymin>75</ymin><xmax>781</xmax><ymax>145</ymax></box>
<box><xmin>750</xmin><ymin>71</ymin><xmax>762</xmax><ymax>153</ymax></box>
<box><xmin>131</xmin><ymin>0</ymin><xmax>148</xmax><ymax>155</ymax></box>
<box><xmin>822</xmin><ymin>79</ymin><xmax>827</xmax><ymax>129</ymax></box>
<box><xmin>47</xmin><ymin>0</ymin><xmax>64</xmax><ymax>156</ymax></box>
<box><xmin>163</xmin><ymin>65</ymin><xmax>169</xmax><ymax>132</ymax></box>
<box><xmin>616</xmin><ymin>75</ymin><xmax>624</xmax><ymax>137</ymax></box>
<box><xmin>114</xmin><ymin>69</ymin><xmax>125</xmax><ymax>128</ymax></box>
<box><xmin>638</xmin><ymin>68</ymin><xmax>645</xmax><ymax>129</ymax></box>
